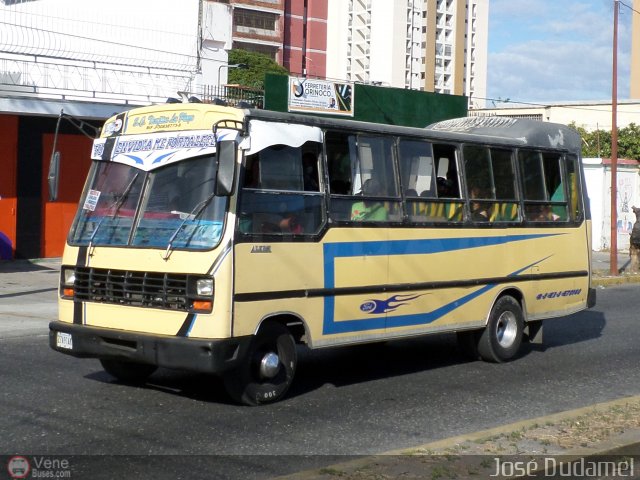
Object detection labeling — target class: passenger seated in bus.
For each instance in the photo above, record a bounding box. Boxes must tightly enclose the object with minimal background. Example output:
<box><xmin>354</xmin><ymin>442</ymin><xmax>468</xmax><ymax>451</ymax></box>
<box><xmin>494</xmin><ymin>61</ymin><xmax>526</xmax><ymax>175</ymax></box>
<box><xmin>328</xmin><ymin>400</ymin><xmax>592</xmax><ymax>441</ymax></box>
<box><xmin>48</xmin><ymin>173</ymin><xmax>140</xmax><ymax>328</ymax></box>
<box><xmin>528</xmin><ymin>204</ymin><xmax>560</xmax><ymax>222</ymax></box>
<box><xmin>436</xmin><ymin>177</ymin><xmax>453</xmax><ymax>197</ymax></box>
<box><xmin>279</xmin><ymin>214</ymin><xmax>304</xmax><ymax>234</ymax></box>
<box><xmin>302</xmin><ymin>152</ymin><xmax>320</xmax><ymax>191</ymax></box>
<box><xmin>351</xmin><ymin>178</ymin><xmax>388</xmax><ymax>221</ymax></box>
<box><xmin>470</xmin><ymin>186</ymin><xmax>490</xmax><ymax>221</ymax></box>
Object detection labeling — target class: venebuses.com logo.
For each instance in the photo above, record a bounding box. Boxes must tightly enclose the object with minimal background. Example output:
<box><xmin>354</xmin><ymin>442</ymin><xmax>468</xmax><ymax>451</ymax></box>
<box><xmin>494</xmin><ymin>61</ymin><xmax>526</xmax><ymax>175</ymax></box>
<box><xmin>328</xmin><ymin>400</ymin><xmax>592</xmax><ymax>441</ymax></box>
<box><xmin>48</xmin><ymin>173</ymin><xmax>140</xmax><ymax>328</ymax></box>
<box><xmin>7</xmin><ymin>455</ymin><xmax>71</xmax><ymax>478</ymax></box>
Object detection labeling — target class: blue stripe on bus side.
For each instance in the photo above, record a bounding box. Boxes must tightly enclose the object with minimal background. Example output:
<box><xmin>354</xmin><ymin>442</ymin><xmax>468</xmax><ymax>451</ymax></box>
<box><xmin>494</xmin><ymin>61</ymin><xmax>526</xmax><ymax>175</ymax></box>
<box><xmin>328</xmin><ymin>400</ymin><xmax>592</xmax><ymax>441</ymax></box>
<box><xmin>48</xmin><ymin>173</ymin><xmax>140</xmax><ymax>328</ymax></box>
<box><xmin>322</xmin><ymin>234</ymin><xmax>559</xmax><ymax>335</ymax></box>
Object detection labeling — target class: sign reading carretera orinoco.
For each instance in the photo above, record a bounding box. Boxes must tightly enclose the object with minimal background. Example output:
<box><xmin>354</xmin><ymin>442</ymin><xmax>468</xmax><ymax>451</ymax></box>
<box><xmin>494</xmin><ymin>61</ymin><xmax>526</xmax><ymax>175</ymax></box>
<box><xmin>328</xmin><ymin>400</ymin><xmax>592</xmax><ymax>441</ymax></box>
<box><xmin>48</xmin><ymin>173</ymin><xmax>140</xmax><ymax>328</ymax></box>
<box><xmin>288</xmin><ymin>77</ymin><xmax>354</xmax><ymax>116</ymax></box>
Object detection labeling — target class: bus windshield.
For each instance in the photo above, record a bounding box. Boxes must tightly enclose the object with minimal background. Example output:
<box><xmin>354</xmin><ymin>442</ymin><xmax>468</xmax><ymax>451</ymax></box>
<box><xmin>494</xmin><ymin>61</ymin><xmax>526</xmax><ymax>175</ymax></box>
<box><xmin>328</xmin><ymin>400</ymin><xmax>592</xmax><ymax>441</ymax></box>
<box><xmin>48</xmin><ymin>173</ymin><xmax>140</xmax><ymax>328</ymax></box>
<box><xmin>69</xmin><ymin>155</ymin><xmax>227</xmax><ymax>250</ymax></box>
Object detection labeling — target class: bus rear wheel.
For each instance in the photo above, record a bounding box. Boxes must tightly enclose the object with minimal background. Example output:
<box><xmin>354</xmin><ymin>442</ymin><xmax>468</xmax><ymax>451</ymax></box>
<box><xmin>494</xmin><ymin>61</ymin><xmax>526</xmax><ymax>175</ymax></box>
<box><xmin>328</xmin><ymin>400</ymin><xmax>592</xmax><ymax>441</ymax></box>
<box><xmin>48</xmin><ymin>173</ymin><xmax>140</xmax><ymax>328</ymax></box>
<box><xmin>100</xmin><ymin>358</ymin><xmax>157</xmax><ymax>383</ymax></box>
<box><xmin>477</xmin><ymin>295</ymin><xmax>524</xmax><ymax>363</ymax></box>
<box><xmin>223</xmin><ymin>322</ymin><xmax>297</xmax><ymax>406</ymax></box>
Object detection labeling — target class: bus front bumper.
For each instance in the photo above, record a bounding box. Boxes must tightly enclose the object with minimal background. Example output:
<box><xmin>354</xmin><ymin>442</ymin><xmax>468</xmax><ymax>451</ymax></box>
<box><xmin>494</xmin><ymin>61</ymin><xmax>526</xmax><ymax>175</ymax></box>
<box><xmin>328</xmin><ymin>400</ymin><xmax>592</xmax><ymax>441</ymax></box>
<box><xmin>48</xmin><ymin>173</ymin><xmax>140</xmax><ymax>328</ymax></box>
<box><xmin>49</xmin><ymin>321</ymin><xmax>252</xmax><ymax>374</ymax></box>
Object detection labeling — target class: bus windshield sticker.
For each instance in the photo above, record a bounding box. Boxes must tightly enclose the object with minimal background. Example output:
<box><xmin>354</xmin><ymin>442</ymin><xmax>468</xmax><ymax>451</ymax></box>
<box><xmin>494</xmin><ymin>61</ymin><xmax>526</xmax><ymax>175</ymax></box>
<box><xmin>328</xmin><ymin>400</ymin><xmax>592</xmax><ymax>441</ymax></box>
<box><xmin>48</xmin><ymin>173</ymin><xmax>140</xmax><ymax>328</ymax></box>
<box><xmin>83</xmin><ymin>189</ymin><xmax>101</xmax><ymax>211</ymax></box>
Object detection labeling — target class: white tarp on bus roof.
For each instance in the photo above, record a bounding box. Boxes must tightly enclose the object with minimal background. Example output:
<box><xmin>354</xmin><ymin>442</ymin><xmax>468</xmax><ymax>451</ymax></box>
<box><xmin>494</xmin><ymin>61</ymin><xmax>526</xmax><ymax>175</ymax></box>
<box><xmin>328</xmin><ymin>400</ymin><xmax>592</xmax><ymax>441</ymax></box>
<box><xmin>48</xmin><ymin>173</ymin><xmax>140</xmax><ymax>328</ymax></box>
<box><xmin>244</xmin><ymin>120</ymin><xmax>323</xmax><ymax>155</ymax></box>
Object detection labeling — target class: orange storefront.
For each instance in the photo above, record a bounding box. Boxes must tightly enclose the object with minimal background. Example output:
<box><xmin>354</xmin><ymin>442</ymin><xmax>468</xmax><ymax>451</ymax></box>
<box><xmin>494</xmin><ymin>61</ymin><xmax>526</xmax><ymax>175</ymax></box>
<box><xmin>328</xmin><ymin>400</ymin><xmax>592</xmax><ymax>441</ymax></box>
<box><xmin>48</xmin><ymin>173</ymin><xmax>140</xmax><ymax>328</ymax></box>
<box><xmin>0</xmin><ymin>103</ymin><xmax>121</xmax><ymax>260</ymax></box>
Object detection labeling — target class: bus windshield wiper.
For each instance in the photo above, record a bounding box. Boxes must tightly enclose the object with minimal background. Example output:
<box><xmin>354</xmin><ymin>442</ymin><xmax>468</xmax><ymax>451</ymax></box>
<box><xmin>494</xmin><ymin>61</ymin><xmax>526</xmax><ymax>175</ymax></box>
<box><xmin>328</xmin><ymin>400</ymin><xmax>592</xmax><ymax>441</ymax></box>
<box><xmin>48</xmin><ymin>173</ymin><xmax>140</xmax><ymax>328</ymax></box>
<box><xmin>163</xmin><ymin>192</ymin><xmax>216</xmax><ymax>260</ymax></box>
<box><xmin>88</xmin><ymin>172</ymin><xmax>139</xmax><ymax>254</ymax></box>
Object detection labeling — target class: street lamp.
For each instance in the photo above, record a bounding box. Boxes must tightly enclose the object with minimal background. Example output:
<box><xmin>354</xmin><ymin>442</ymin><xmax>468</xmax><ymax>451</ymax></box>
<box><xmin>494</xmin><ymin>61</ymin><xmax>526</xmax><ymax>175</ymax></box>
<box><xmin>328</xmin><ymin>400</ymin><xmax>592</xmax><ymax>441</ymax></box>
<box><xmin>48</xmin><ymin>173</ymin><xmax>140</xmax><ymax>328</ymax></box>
<box><xmin>217</xmin><ymin>63</ymin><xmax>248</xmax><ymax>88</ymax></box>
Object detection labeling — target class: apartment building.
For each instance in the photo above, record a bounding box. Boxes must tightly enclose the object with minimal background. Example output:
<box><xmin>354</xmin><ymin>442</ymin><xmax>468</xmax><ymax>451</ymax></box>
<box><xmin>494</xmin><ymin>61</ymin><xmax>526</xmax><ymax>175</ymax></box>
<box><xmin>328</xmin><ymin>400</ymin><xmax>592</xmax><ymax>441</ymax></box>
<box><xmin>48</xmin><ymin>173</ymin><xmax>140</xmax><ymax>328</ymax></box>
<box><xmin>326</xmin><ymin>0</ymin><xmax>488</xmax><ymax>106</ymax></box>
<box><xmin>225</xmin><ymin>0</ymin><xmax>328</xmax><ymax>78</ymax></box>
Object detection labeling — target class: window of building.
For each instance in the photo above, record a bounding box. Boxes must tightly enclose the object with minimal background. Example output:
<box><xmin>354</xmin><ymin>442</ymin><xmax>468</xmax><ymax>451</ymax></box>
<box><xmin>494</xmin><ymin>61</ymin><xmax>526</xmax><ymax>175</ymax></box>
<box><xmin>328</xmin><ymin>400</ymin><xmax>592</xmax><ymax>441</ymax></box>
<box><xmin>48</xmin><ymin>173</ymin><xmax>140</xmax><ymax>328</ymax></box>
<box><xmin>234</xmin><ymin>9</ymin><xmax>278</xmax><ymax>31</ymax></box>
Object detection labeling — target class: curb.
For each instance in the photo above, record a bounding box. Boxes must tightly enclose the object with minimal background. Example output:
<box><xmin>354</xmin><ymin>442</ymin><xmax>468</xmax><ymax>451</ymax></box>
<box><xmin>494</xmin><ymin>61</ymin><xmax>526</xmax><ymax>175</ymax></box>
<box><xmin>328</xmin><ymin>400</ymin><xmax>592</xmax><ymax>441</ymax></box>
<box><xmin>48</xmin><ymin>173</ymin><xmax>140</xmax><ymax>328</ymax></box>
<box><xmin>593</xmin><ymin>271</ymin><xmax>640</xmax><ymax>286</ymax></box>
<box><xmin>275</xmin><ymin>396</ymin><xmax>640</xmax><ymax>479</ymax></box>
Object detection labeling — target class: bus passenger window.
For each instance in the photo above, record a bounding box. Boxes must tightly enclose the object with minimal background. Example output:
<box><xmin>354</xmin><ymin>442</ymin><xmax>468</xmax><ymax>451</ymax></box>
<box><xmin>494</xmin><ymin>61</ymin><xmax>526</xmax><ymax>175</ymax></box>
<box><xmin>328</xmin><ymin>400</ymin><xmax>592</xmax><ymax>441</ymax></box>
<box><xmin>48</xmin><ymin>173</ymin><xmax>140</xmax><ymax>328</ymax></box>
<box><xmin>519</xmin><ymin>150</ymin><xmax>568</xmax><ymax>222</ymax></box>
<box><xmin>399</xmin><ymin>140</ymin><xmax>463</xmax><ymax>223</ymax></box>
<box><xmin>565</xmin><ymin>155</ymin><xmax>583</xmax><ymax>221</ymax></box>
<box><xmin>238</xmin><ymin>142</ymin><xmax>325</xmax><ymax>235</ymax></box>
<box><xmin>463</xmin><ymin>145</ymin><xmax>520</xmax><ymax>223</ymax></box>
<box><xmin>326</xmin><ymin>131</ymin><xmax>401</xmax><ymax>223</ymax></box>
<box><xmin>433</xmin><ymin>144</ymin><xmax>460</xmax><ymax>198</ymax></box>
<box><xmin>397</xmin><ymin>139</ymin><xmax>435</xmax><ymax>198</ymax></box>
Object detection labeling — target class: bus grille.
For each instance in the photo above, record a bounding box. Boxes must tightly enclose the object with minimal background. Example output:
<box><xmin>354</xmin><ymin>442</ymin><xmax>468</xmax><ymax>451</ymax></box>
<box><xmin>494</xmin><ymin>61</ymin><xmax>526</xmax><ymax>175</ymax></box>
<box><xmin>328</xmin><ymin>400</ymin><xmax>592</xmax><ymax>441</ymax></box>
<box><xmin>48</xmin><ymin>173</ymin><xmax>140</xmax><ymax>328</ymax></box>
<box><xmin>74</xmin><ymin>267</ymin><xmax>189</xmax><ymax>311</ymax></box>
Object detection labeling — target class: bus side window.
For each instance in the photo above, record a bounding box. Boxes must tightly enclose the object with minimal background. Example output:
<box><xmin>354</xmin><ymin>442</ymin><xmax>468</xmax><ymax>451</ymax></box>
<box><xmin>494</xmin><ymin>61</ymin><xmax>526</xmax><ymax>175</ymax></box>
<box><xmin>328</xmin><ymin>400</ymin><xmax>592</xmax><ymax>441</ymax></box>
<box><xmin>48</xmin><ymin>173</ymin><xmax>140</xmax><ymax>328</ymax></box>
<box><xmin>489</xmin><ymin>147</ymin><xmax>519</xmax><ymax>222</ymax></box>
<box><xmin>238</xmin><ymin>142</ymin><xmax>324</xmax><ymax>236</ymax></box>
<box><xmin>565</xmin><ymin>154</ymin><xmax>583</xmax><ymax>221</ymax></box>
<box><xmin>519</xmin><ymin>150</ymin><xmax>568</xmax><ymax>222</ymax></box>
<box><xmin>462</xmin><ymin>145</ymin><xmax>520</xmax><ymax>223</ymax></box>
<box><xmin>463</xmin><ymin>145</ymin><xmax>493</xmax><ymax>222</ymax></box>
<box><xmin>326</xmin><ymin>132</ymin><xmax>401</xmax><ymax>223</ymax></box>
<box><xmin>433</xmin><ymin>144</ymin><xmax>461</xmax><ymax>199</ymax></box>
<box><xmin>398</xmin><ymin>138</ymin><xmax>461</xmax><ymax>223</ymax></box>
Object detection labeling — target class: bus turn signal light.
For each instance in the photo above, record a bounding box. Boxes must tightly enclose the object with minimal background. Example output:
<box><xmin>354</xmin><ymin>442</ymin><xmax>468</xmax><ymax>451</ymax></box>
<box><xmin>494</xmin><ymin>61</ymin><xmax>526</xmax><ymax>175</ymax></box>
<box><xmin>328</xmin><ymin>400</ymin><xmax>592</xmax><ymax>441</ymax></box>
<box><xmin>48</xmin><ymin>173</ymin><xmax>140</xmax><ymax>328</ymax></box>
<box><xmin>192</xmin><ymin>300</ymin><xmax>213</xmax><ymax>312</ymax></box>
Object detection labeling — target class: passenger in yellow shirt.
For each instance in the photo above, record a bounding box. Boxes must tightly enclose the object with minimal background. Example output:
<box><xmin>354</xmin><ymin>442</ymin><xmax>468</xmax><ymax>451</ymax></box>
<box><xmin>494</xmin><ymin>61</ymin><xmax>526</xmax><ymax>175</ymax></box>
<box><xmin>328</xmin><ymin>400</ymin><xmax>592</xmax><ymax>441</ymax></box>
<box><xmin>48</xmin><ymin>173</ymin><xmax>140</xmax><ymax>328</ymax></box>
<box><xmin>351</xmin><ymin>178</ymin><xmax>388</xmax><ymax>221</ymax></box>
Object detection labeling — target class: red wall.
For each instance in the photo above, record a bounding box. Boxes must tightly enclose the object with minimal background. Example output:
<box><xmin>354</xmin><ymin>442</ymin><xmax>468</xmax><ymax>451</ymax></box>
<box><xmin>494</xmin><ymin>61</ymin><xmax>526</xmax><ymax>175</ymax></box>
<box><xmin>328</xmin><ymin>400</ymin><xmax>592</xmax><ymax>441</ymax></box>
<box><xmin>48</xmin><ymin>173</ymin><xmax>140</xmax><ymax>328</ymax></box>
<box><xmin>40</xmin><ymin>133</ymin><xmax>92</xmax><ymax>258</ymax></box>
<box><xmin>0</xmin><ymin>115</ymin><xmax>18</xmax><ymax>260</ymax></box>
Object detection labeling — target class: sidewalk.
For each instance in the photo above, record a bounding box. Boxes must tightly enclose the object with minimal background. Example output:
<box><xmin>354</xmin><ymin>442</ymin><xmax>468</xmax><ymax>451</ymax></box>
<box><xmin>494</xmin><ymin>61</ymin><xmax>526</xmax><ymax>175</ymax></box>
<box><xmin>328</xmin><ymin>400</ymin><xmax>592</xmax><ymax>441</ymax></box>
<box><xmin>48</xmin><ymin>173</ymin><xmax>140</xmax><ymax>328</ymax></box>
<box><xmin>275</xmin><ymin>396</ymin><xmax>640</xmax><ymax>479</ymax></box>
<box><xmin>0</xmin><ymin>258</ymin><xmax>60</xmax><ymax>298</ymax></box>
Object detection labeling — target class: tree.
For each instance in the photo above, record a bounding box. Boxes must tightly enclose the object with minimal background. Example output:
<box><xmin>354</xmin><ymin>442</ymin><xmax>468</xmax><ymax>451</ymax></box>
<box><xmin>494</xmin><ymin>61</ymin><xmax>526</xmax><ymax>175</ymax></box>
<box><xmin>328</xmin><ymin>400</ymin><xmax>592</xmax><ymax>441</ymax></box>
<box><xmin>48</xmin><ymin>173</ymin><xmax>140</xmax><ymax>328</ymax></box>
<box><xmin>227</xmin><ymin>49</ymin><xmax>288</xmax><ymax>90</ymax></box>
<box><xmin>569</xmin><ymin>122</ymin><xmax>640</xmax><ymax>160</ymax></box>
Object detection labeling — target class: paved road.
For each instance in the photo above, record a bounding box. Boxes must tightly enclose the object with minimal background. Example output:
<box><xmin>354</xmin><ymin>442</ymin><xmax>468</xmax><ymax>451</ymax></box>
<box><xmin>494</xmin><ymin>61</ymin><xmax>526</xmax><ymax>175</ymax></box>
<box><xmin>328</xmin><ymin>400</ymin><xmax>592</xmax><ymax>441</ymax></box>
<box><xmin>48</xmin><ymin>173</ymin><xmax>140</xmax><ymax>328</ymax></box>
<box><xmin>1</xmin><ymin>259</ymin><xmax>639</xmax><ymax>478</ymax></box>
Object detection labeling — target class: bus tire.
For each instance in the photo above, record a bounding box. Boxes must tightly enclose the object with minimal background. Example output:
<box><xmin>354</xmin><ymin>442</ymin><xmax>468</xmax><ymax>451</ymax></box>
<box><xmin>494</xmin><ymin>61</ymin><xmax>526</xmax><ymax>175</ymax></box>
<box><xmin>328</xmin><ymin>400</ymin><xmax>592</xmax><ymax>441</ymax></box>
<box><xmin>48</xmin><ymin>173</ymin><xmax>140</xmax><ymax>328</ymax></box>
<box><xmin>100</xmin><ymin>358</ymin><xmax>157</xmax><ymax>383</ymax></box>
<box><xmin>223</xmin><ymin>322</ymin><xmax>297</xmax><ymax>406</ymax></box>
<box><xmin>477</xmin><ymin>295</ymin><xmax>524</xmax><ymax>363</ymax></box>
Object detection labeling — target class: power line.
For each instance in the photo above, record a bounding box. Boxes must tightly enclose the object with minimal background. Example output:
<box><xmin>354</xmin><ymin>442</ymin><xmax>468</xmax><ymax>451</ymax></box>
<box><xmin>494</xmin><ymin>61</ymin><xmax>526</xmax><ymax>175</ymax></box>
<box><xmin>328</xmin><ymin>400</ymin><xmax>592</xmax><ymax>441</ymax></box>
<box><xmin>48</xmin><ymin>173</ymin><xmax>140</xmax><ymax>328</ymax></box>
<box><xmin>472</xmin><ymin>96</ymin><xmax>640</xmax><ymax>118</ymax></box>
<box><xmin>619</xmin><ymin>0</ymin><xmax>640</xmax><ymax>16</ymax></box>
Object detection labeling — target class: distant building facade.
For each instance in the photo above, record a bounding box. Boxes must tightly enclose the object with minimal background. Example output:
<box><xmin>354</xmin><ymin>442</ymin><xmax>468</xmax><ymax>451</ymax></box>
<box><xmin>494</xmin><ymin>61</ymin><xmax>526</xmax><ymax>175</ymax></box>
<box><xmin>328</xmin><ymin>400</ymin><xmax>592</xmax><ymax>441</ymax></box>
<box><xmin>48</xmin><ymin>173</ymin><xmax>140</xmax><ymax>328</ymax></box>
<box><xmin>325</xmin><ymin>0</ymin><xmax>488</xmax><ymax>106</ymax></box>
<box><xmin>224</xmin><ymin>0</ymin><xmax>328</xmax><ymax>78</ymax></box>
<box><xmin>470</xmin><ymin>100</ymin><xmax>640</xmax><ymax>132</ymax></box>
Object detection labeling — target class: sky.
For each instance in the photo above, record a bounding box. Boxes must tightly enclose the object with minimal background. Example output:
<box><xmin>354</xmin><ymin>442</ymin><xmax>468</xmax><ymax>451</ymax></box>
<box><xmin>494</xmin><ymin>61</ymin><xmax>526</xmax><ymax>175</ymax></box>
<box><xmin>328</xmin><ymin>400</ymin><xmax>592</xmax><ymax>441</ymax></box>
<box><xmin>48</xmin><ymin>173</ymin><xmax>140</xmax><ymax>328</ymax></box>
<box><xmin>487</xmin><ymin>0</ymin><xmax>634</xmax><ymax>105</ymax></box>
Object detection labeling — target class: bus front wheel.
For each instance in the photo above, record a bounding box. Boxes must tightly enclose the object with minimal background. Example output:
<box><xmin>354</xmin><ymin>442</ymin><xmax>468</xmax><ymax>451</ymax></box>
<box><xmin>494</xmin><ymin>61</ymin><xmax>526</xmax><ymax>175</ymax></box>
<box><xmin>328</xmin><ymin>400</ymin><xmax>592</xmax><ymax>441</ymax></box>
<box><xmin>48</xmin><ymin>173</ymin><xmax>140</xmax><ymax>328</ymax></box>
<box><xmin>100</xmin><ymin>358</ymin><xmax>157</xmax><ymax>383</ymax></box>
<box><xmin>477</xmin><ymin>295</ymin><xmax>524</xmax><ymax>363</ymax></box>
<box><xmin>223</xmin><ymin>322</ymin><xmax>297</xmax><ymax>406</ymax></box>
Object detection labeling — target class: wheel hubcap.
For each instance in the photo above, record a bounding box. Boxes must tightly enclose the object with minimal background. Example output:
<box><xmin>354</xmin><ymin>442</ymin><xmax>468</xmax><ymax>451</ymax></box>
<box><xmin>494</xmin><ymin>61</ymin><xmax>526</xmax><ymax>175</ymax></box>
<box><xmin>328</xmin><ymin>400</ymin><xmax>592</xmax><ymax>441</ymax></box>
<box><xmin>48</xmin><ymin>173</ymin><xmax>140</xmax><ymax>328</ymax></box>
<box><xmin>259</xmin><ymin>352</ymin><xmax>280</xmax><ymax>379</ymax></box>
<box><xmin>496</xmin><ymin>311</ymin><xmax>517</xmax><ymax>348</ymax></box>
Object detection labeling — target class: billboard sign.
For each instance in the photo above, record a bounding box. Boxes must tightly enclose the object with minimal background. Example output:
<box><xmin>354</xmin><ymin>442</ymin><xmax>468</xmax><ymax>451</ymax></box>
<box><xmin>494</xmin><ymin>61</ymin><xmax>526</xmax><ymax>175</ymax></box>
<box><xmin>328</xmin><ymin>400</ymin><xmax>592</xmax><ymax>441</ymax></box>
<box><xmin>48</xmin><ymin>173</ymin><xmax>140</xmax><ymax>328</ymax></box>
<box><xmin>288</xmin><ymin>77</ymin><xmax>354</xmax><ymax>116</ymax></box>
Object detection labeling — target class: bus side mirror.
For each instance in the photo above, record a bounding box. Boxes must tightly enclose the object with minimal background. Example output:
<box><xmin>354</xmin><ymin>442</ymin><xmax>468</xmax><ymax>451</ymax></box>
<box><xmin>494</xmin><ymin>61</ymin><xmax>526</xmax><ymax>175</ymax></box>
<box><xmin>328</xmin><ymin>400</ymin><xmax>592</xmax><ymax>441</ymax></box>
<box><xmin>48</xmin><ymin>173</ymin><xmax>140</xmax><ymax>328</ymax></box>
<box><xmin>215</xmin><ymin>140</ymin><xmax>237</xmax><ymax>196</ymax></box>
<box><xmin>48</xmin><ymin>151</ymin><xmax>61</xmax><ymax>202</ymax></box>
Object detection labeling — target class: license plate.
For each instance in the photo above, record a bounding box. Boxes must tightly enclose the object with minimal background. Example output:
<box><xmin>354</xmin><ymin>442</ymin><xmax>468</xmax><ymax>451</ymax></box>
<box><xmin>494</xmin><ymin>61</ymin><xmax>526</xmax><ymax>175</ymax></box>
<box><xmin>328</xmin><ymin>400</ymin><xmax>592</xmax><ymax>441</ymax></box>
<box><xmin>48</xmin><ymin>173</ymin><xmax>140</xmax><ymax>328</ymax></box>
<box><xmin>56</xmin><ymin>332</ymin><xmax>73</xmax><ymax>350</ymax></box>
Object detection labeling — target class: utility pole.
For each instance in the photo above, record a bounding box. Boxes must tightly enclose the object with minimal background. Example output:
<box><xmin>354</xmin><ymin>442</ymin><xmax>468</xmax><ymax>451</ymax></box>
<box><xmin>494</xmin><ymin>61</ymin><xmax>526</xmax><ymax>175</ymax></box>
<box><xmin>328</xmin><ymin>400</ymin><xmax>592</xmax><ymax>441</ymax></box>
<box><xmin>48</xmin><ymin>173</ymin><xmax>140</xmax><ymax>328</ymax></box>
<box><xmin>610</xmin><ymin>0</ymin><xmax>619</xmax><ymax>275</ymax></box>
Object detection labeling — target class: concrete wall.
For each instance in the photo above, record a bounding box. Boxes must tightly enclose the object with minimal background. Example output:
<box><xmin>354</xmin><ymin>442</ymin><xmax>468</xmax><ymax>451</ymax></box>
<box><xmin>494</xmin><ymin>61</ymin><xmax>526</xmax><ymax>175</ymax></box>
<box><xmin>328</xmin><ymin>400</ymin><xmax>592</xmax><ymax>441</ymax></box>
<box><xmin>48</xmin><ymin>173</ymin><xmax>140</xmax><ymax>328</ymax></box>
<box><xmin>583</xmin><ymin>158</ymin><xmax>640</xmax><ymax>251</ymax></box>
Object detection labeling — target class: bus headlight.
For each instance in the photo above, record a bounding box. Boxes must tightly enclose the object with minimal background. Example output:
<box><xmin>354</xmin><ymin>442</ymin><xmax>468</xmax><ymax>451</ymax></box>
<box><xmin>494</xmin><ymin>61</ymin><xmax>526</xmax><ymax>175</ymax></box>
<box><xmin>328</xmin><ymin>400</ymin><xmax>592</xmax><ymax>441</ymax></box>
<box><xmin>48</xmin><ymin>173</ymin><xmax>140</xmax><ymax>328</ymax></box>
<box><xmin>188</xmin><ymin>276</ymin><xmax>214</xmax><ymax>313</ymax></box>
<box><xmin>196</xmin><ymin>278</ymin><xmax>214</xmax><ymax>296</ymax></box>
<box><xmin>61</xmin><ymin>267</ymin><xmax>76</xmax><ymax>298</ymax></box>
